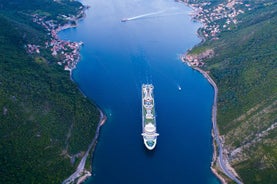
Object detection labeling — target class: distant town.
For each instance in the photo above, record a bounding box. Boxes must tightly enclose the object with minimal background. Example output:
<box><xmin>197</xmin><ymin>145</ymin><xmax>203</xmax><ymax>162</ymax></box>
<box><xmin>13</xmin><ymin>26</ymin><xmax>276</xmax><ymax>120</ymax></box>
<box><xmin>182</xmin><ymin>0</ymin><xmax>251</xmax><ymax>67</ymax></box>
<box><xmin>26</xmin><ymin>0</ymin><xmax>251</xmax><ymax>70</ymax></box>
<box><xmin>183</xmin><ymin>0</ymin><xmax>250</xmax><ymax>38</ymax></box>
<box><xmin>27</xmin><ymin>12</ymin><xmax>85</xmax><ymax>72</ymax></box>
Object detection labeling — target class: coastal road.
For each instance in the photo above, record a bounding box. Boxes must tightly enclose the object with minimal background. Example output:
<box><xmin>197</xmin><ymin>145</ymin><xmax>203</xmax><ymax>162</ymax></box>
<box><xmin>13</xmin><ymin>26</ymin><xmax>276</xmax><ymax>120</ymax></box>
<box><xmin>208</xmin><ymin>70</ymin><xmax>243</xmax><ymax>184</ymax></box>
<box><xmin>191</xmin><ymin>65</ymin><xmax>243</xmax><ymax>184</ymax></box>
<box><xmin>62</xmin><ymin>110</ymin><xmax>106</xmax><ymax>184</ymax></box>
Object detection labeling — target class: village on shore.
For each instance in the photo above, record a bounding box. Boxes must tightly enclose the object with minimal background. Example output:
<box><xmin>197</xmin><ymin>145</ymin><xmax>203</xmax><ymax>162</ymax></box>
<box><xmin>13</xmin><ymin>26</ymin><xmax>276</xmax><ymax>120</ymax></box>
<box><xmin>181</xmin><ymin>0</ymin><xmax>251</xmax><ymax>67</ymax></box>
<box><xmin>184</xmin><ymin>0</ymin><xmax>248</xmax><ymax>38</ymax></box>
<box><xmin>27</xmin><ymin>0</ymin><xmax>252</xmax><ymax>69</ymax></box>
<box><xmin>180</xmin><ymin>1</ymin><xmax>252</xmax><ymax>183</ymax></box>
<box><xmin>26</xmin><ymin>7</ymin><xmax>88</xmax><ymax>72</ymax></box>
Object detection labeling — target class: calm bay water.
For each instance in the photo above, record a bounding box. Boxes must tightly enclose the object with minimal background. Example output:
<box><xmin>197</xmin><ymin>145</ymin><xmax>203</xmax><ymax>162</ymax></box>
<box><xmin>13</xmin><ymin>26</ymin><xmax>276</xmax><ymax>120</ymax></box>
<box><xmin>59</xmin><ymin>0</ymin><xmax>219</xmax><ymax>183</ymax></box>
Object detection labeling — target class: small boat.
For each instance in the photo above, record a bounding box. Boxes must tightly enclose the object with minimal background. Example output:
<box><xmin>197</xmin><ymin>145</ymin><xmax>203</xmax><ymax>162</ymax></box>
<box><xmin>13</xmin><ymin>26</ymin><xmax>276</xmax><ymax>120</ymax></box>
<box><xmin>121</xmin><ymin>18</ymin><xmax>128</xmax><ymax>22</ymax></box>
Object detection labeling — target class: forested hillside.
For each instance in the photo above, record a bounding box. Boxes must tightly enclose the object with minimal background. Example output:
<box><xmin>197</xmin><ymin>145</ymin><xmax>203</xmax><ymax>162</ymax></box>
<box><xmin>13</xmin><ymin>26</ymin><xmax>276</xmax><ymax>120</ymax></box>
<box><xmin>185</xmin><ymin>0</ymin><xmax>277</xmax><ymax>183</ymax></box>
<box><xmin>0</xmin><ymin>0</ymin><xmax>99</xmax><ymax>183</ymax></box>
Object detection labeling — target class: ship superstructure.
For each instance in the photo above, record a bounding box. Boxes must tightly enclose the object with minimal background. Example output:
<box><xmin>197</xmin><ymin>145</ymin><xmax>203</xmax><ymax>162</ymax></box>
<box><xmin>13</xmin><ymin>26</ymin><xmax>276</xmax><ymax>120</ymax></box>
<box><xmin>141</xmin><ymin>84</ymin><xmax>159</xmax><ymax>150</ymax></box>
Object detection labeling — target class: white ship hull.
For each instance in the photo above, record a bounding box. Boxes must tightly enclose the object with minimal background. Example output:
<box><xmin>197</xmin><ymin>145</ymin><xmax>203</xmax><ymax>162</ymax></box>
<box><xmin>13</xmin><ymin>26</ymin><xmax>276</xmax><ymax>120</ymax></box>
<box><xmin>141</xmin><ymin>84</ymin><xmax>159</xmax><ymax>150</ymax></box>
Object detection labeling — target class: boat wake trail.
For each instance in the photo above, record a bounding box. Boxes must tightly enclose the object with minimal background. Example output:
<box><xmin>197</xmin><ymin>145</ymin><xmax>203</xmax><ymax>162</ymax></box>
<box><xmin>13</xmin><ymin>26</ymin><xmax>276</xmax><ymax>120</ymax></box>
<box><xmin>121</xmin><ymin>9</ymin><xmax>189</xmax><ymax>22</ymax></box>
<box><xmin>121</xmin><ymin>10</ymin><xmax>166</xmax><ymax>22</ymax></box>
<box><xmin>127</xmin><ymin>10</ymin><xmax>165</xmax><ymax>21</ymax></box>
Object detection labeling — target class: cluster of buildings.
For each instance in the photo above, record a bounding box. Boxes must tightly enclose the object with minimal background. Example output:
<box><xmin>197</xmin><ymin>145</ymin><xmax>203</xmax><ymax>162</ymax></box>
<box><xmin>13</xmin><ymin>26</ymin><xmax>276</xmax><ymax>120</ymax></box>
<box><xmin>183</xmin><ymin>48</ymin><xmax>214</xmax><ymax>67</ymax></box>
<box><xmin>26</xmin><ymin>44</ymin><xmax>40</xmax><ymax>54</ymax></box>
<box><xmin>185</xmin><ymin>0</ymin><xmax>248</xmax><ymax>38</ymax></box>
<box><xmin>29</xmin><ymin>14</ymin><xmax>83</xmax><ymax>71</ymax></box>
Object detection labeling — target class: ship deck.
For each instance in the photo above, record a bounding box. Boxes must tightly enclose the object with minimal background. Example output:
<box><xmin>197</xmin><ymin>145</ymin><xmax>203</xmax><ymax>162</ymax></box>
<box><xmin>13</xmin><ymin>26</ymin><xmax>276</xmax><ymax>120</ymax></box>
<box><xmin>142</xmin><ymin>84</ymin><xmax>156</xmax><ymax>126</ymax></box>
<box><xmin>141</xmin><ymin>84</ymin><xmax>158</xmax><ymax>150</ymax></box>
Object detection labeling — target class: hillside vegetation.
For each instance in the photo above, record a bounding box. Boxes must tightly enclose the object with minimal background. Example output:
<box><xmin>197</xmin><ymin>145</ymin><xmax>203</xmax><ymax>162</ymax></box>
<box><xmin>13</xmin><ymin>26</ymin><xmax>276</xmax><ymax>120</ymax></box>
<box><xmin>0</xmin><ymin>0</ymin><xmax>99</xmax><ymax>183</ymax></box>
<box><xmin>186</xmin><ymin>0</ymin><xmax>277</xmax><ymax>183</ymax></box>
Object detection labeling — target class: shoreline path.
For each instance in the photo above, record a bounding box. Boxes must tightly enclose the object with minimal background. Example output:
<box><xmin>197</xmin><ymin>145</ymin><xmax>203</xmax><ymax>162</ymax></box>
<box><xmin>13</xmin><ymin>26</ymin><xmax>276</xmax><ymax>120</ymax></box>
<box><xmin>62</xmin><ymin>110</ymin><xmax>106</xmax><ymax>184</ymax></box>
<box><xmin>181</xmin><ymin>57</ymin><xmax>243</xmax><ymax>184</ymax></box>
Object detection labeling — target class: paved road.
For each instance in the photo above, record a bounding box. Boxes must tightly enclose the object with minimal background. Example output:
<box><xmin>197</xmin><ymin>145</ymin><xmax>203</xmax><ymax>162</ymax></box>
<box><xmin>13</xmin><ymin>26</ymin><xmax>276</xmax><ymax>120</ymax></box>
<box><xmin>62</xmin><ymin>110</ymin><xmax>107</xmax><ymax>184</ymax></box>
<box><xmin>194</xmin><ymin>66</ymin><xmax>243</xmax><ymax>184</ymax></box>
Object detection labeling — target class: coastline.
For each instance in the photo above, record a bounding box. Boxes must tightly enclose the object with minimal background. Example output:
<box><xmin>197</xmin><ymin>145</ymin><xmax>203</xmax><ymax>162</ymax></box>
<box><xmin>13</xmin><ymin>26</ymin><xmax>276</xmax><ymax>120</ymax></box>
<box><xmin>61</xmin><ymin>1</ymin><xmax>226</xmax><ymax>183</ymax></box>
<box><xmin>62</xmin><ymin>109</ymin><xmax>107</xmax><ymax>184</ymax></box>
<box><xmin>182</xmin><ymin>1</ymin><xmax>243</xmax><ymax>183</ymax></box>
<box><xmin>1</xmin><ymin>1</ymin><xmax>106</xmax><ymax>182</ymax></box>
<box><xmin>181</xmin><ymin>56</ymin><xmax>242</xmax><ymax>184</ymax></box>
<box><xmin>180</xmin><ymin>56</ymin><xmax>225</xmax><ymax>183</ymax></box>
<box><xmin>55</xmin><ymin>5</ymin><xmax>108</xmax><ymax>184</ymax></box>
<box><xmin>55</xmin><ymin>7</ymin><xmax>88</xmax><ymax>77</ymax></box>
<box><xmin>60</xmin><ymin>1</ymin><xmax>227</xmax><ymax>183</ymax></box>
<box><xmin>59</xmin><ymin>1</ymin><xmax>226</xmax><ymax>183</ymax></box>
<box><xmin>57</xmin><ymin>1</ymin><xmax>236</xmax><ymax>183</ymax></box>
<box><xmin>181</xmin><ymin>1</ymin><xmax>277</xmax><ymax>183</ymax></box>
<box><xmin>31</xmin><ymin>5</ymin><xmax>90</xmax><ymax>79</ymax></box>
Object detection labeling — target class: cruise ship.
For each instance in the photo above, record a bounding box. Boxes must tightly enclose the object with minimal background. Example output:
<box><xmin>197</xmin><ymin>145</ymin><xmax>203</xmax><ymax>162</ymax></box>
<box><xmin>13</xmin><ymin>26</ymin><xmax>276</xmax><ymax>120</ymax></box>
<box><xmin>141</xmin><ymin>84</ymin><xmax>159</xmax><ymax>150</ymax></box>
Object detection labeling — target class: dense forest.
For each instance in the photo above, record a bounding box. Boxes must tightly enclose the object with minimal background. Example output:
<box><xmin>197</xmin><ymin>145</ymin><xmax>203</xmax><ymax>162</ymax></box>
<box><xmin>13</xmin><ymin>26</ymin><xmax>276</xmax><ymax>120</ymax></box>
<box><xmin>185</xmin><ymin>0</ymin><xmax>277</xmax><ymax>183</ymax></box>
<box><xmin>0</xmin><ymin>0</ymin><xmax>99</xmax><ymax>183</ymax></box>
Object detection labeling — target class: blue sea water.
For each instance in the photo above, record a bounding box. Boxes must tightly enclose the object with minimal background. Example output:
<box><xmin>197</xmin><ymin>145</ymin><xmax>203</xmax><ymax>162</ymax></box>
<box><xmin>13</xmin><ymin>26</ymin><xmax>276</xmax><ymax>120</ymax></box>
<box><xmin>59</xmin><ymin>0</ymin><xmax>220</xmax><ymax>183</ymax></box>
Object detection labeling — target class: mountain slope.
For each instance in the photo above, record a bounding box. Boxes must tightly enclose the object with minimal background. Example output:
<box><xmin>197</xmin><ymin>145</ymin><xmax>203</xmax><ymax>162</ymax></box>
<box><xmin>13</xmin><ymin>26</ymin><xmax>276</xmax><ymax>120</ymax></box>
<box><xmin>184</xmin><ymin>0</ymin><xmax>277</xmax><ymax>183</ymax></box>
<box><xmin>0</xmin><ymin>1</ymin><xmax>99</xmax><ymax>183</ymax></box>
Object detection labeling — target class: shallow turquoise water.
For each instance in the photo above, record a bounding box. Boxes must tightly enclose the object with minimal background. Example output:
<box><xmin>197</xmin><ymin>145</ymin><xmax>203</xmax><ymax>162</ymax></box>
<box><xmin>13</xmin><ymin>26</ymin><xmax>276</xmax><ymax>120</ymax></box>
<box><xmin>59</xmin><ymin>0</ymin><xmax>220</xmax><ymax>183</ymax></box>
